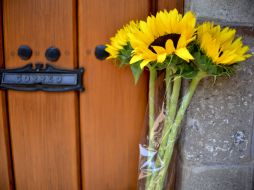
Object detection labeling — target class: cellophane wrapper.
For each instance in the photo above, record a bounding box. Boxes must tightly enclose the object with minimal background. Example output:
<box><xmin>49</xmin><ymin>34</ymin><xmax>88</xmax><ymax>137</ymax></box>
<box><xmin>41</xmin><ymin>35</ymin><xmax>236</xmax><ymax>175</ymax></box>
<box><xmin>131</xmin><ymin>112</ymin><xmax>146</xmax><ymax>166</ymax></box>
<box><xmin>138</xmin><ymin>71</ymin><xmax>179</xmax><ymax>190</ymax></box>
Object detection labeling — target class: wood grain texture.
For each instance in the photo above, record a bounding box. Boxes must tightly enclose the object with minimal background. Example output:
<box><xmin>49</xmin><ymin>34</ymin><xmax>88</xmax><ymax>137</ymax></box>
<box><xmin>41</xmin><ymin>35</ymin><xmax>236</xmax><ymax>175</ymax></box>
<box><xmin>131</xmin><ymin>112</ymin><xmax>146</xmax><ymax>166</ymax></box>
<box><xmin>0</xmin><ymin>93</ymin><xmax>13</xmax><ymax>190</ymax></box>
<box><xmin>78</xmin><ymin>0</ymin><xmax>149</xmax><ymax>189</ymax></box>
<box><xmin>3</xmin><ymin>0</ymin><xmax>80</xmax><ymax>189</ymax></box>
<box><xmin>157</xmin><ymin>0</ymin><xmax>184</xmax><ymax>13</ymax></box>
<box><xmin>0</xmin><ymin>1</ymin><xmax>14</xmax><ymax>188</ymax></box>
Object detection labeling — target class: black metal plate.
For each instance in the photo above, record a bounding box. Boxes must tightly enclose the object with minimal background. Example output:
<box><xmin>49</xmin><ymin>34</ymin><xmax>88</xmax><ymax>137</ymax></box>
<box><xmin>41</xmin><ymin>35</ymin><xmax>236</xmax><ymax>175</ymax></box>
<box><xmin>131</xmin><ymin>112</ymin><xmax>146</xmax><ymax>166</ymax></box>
<box><xmin>0</xmin><ymin>63</ymin><xmax>84</xmax><ymax>92</ymax></box>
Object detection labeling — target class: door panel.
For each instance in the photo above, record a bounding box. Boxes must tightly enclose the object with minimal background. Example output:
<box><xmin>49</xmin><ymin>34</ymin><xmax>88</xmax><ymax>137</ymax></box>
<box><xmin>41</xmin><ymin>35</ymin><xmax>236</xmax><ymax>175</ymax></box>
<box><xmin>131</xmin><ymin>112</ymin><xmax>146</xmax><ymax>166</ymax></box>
<box><xmin>0</xmin><ymin>0</ymin><xmax>184</xmax><ymax>189</ymax></box>
<box><xmin>78</xmin><ymin>0</ymin><xmax>149</xmax><ymax>189</ymax></box>
<box><xmin>0</xmin><ymin>93</ymin><xmax>12</xmax><ymax>190</ymax></box>
<box><xmin>3</xmin><ymin>0</ymin><xmax>80</xmax><ymax>189</ymax></box>
<box><xmin>0</xmin><ymin>2</ymin><xmax>13</xmax><ymax>188</ymax></box>
<box><xmin>157</xmin><ymin>0</ymin><xmax>184</xmax><ymax>12</ymax></box>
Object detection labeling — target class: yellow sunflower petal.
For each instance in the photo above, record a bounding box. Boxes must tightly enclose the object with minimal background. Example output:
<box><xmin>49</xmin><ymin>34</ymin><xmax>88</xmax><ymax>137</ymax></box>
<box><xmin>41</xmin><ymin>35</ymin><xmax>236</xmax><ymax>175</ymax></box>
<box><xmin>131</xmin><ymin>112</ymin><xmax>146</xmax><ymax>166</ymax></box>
<box><xmin>152</xmin><ymin>46</ymin><xmax>166</xmax><ymax>54</ymax></box>
<box><xmin>197</xmin><ymin>22</ymin><xmax>251</xmax><ymax>65</ymax></box>
<box><xmin>177</xmin><ymin>35</ymin><xmax>187</xmax><ymax>49</ymax></box>
<box><xmin>181</xmin><ymin>11</ymin><xmax>196</xmax><ymax>28</ymax></box>
<box><xmin>140</xmin><ymin>59</ymin><xmax>151</xmax><ymax>69</ymax></box>
<box><xmin>175</xmin><ymin>47</ymin><xmax>194</xmax><ymax>62</ymax></box>
<box><xmin>245</xmin><ymin>54</ymin><xmax>252</xmax><ymax>58</ymax></box>
<box><xmin>130</xmin><ymin>55</ymin><xmax>143</xmax><ymax>64</ymax></box>
<box><xmin>218</xmin><ymin>54</ymin><xmax>238</xmax><ymax>64</ymax></box>
<box><xmin>129</xmin><ymin>9</ymin><xmax>196</xmax><ymax>66</ymax></box>
<box><xmin>105</xmin><ymin>45</ymin><xmax>118</xmax><ymax>59</ymax></box>
<box><xmin>157</xmin><ymin>53</ymin><xmax>167</xmax><ymax>63</ymax></box>
<box><xmin>106</xmin><ymin>21</ymin><xmax>140</xmax><ymax>59</ymax></box>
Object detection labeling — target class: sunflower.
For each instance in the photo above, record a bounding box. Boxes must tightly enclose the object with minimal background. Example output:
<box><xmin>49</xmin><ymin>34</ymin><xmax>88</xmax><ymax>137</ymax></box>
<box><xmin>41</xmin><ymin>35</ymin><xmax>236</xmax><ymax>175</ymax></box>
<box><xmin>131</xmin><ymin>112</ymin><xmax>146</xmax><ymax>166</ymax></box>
<box><xmin>197</xmin><ymin>22</ymin><xmax>252</xmax><ymax>65</ymax></box>
<box><xmin>105</xmin><ymin>21</ymin><xmax>139</xmax><ymax>59</ymax></box>
<box><xmin>129</xmin><ymin>9</ymin><xmax>196</xmax><ymax>69</ymax></box>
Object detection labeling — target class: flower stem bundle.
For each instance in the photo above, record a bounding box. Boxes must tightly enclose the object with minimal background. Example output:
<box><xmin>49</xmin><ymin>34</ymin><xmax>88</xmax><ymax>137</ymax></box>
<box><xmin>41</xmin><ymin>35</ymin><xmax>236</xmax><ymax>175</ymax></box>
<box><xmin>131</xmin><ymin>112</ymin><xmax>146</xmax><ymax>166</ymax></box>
<box><xmin>95</xmin><ymin>9</ymin><xmax>252</xmax><ymax>190</ymax></box>
<box><xmin>148</xmin><ymin>66</ymin><xmax>157</xmax><ymax>147</ymax></box>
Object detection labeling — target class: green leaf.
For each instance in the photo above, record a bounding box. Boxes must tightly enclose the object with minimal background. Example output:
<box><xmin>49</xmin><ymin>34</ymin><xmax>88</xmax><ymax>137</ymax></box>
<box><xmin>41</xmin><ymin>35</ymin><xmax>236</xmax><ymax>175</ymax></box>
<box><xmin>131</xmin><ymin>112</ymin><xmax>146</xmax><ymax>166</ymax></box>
<box><xmin>193</xmin><ymin>51</ymin><xmax>235</xmax><ymax>77</ymax></box>
<box><xmin>117</xmin><ymin>42</ymin><xmax>133</xmax><ymax>65</ymax></box>
<box><xmin>171</xmin><ymin>55</ymin><xmax>198</xmax><ymax>79</ymax></box>
<box><xmin>130</xmin><ymin>61</ymin><xmax>143</xmax><ymax>84</ymax></box>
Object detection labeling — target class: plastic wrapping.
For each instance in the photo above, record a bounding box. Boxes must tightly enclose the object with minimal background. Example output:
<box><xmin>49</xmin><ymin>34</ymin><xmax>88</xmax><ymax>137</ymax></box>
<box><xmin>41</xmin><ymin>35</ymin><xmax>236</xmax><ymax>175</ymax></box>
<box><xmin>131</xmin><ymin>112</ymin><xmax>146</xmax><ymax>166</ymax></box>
<box><xmin>138</xmin><ymin>71</ymin><xmax>180</xmax><ymax>190</ymax></box>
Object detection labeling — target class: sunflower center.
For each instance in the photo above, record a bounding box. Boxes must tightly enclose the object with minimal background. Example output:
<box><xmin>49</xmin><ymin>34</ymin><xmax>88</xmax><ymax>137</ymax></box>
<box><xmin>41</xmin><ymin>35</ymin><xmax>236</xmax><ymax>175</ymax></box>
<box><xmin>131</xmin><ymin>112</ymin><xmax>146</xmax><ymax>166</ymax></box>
<box><xmin>149</xmin><ymin>34</ymin><xmax>181</xmax><ymax>53</ymax></box>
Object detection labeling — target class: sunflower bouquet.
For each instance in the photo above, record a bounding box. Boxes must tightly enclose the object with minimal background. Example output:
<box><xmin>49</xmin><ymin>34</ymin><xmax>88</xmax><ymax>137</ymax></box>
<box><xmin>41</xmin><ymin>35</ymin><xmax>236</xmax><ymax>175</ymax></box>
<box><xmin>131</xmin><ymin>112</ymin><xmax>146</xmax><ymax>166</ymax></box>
<box><xmin>95</xmin><ymin>9</ymin><xmax>251</xmax><ymax>190</ymax></box>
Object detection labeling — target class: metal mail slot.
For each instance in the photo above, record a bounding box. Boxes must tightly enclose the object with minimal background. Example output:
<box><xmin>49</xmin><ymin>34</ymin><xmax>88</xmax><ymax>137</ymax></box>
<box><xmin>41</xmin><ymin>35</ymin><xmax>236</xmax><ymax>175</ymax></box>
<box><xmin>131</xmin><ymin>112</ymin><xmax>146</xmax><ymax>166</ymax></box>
<box><xmin>0</xmin><ymin>63</ymin><xmax>84</xmax><ymax>92</ymax></box>
<box><xmin>2</xmin><ymin>73</ymin><xmax>77</xmax><ymax>85</ymax></box>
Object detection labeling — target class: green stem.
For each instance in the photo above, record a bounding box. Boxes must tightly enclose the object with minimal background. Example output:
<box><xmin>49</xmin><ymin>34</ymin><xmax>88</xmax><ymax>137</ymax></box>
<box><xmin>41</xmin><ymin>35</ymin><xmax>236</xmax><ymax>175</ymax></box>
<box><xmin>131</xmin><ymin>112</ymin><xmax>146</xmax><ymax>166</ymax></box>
<box><xmin>147</xmin><ymin>72</ymin><xmax>182</xmax><ymax>188</ymax></box>
<box><xmin>148</xmin><ymin>67</ymin><xmax>157</xmax><ymax>148</ymax></box>
<box><xmin>149</xmin><ymin>71</ymin><xmax>207</xmax><ymax>190</ymax></box>
<box><xmin>161</xmin><ymin>76</ymin><xmax>182</xmax><ymax>155</ymax></box>
<box><xmin>154</xmin><ymin>57</ymin><xmax>176</xmax><ymax>165</ymax></box>
<box><xmin>160</xmin><ymin>66</ymin><xmax>175</xmax><ymax>155</ymax></box>
<box><xmin>145</xmin><ymin>66</ymin><xmax>157</xmax><ymax>188</ymax></box>
<box><xmin>165</xmin><ymin>67</ymin><xmax>173</xmax><ymax>124</ymax></box>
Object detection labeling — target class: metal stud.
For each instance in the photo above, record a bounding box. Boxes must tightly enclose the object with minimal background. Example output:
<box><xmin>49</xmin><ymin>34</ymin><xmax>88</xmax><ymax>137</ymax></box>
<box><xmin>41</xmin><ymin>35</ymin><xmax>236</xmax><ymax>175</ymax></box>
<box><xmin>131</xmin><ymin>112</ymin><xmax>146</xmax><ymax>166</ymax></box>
<box><xmin>45</xmin><ymin>47</ymin><xmax>61</xmax><ymax>62</ymax></box>
<box><xmin>18</xmin><ymin>45</ymin><xmax>32</xmax><ymax>60</ymax></box>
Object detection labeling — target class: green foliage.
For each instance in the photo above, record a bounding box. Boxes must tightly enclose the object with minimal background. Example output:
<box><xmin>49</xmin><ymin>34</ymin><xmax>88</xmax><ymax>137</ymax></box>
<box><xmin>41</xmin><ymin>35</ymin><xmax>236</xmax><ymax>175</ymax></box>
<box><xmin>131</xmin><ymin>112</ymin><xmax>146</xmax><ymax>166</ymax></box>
<box><xmin>116</xmin><ymin>42</ymin><xmax>144</xmax><ymax>84</ymax></box>
<box><xmin>130</xmin><ymin>61</ymin><xmax>143</xmax><ymax>84</ymax></box>
<box><xmin>193</xmin><ymin>50</ymin><xmax>235</xmax><ymax>77</ymax></box>
<box><xmin>172</xmin><ymin>55</ymin><xmax>198</xmax><ymax>79</ymax></box>
<box><xmin>160</xmin><ymin>55</ymin><xmax>198</xmax><ymax>79</ymax></box>
<box><xmin>114</xmin><ymin>40</ymin><xmax>235</xmax><ymax>84</ymax></box>
<box><xmin>188</xmin><ymin>41</ymin><xmax>235</xmax><ymax>77</ymax></box>
<box><xmin>117</xmin><ymin>42</ymin><xmax>133</xmax><ymax>67</ymax></box>
<box><xmin>154</xmin><ymin>59</ymin><xmax>168</xmax><ymax>70</ymax></box>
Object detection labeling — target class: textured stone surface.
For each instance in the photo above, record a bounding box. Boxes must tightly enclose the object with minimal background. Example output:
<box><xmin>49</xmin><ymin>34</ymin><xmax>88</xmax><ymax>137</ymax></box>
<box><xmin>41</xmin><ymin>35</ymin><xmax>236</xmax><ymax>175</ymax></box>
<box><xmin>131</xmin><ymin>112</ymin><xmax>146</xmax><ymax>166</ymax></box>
<box><xmin>176</xmin><ymin>164</ymin><xmax>253</xmax><ymax>190</ymax></box>
<box><xmin>179</xmin><ymin>34</ymin><xmax>254</xmax><ymax>165</ymax></box>
<box><xmin>185</xmin><ymin>0</ymin><xmax>254</xmax><ymax>25</ymax></box>
<box><xmin>177</xmin><ymin>2</ymin><xmax>254</xmax><ymax>188</ymax></box>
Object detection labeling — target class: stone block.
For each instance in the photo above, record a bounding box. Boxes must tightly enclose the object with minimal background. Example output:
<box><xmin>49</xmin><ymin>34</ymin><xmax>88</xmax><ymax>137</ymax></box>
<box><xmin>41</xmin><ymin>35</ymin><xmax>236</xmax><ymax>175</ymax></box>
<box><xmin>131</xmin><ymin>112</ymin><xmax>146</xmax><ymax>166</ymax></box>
<box><xmin>185</xmin><ymin>0</ymin><xmax>254</xmax><ymax>25</ymax></box>
<box><xmin>176</xmin><ymin>164</ymin><xmax>253</xmax><ymax>190</ymax></box>
<box><xmin>179</xmin><ymin>32</ymin><xmax>254</xmax><ymax>165</ymax></box>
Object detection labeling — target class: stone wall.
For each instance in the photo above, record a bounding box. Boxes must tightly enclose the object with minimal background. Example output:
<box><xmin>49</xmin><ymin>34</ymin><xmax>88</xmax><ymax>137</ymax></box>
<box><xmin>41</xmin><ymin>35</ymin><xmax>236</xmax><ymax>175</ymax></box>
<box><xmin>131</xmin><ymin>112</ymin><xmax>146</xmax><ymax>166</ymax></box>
<box><xmin>176</xmin><ymin>1</ymin><xmax>254</xmax><ymax>189</ymax></box>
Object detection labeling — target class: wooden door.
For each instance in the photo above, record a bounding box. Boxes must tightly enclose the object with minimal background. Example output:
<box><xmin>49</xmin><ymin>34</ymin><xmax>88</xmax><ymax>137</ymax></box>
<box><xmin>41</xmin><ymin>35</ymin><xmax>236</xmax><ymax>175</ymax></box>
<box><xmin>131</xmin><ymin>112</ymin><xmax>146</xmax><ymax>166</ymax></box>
<box><xmin>3</xmin><ymin>0</ymin><xmax>80</xmax><ymax>189</ymax></box>
<box><xmin>78</xmin><ymin>1</ymin><xmax>149</xmax><ymax>189</ymax></box>
<box><xmin>0</xmin><ymin>2</ymin><xmax>14</xmax><ymax>189</ymax></box>
<box><xmin>0</xmin><ymin>0</ymin><xmax>182</xmax><ymax>189</ymax></box>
